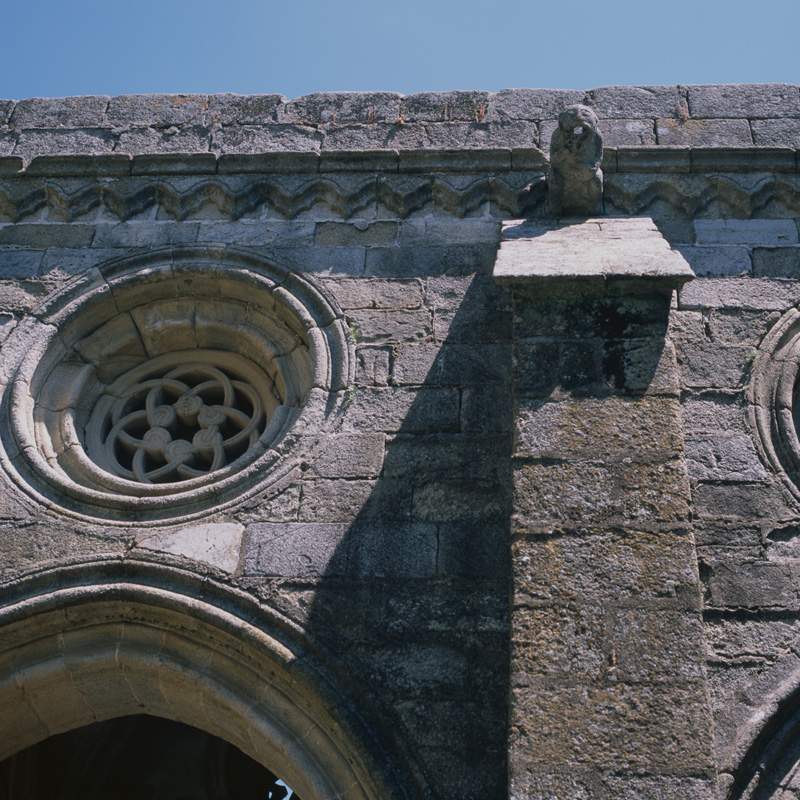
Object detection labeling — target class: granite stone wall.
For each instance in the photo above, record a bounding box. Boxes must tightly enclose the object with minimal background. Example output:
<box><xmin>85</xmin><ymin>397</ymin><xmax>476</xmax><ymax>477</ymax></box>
<box><xmin>2</xmin><ymin>84</ymin><xmax>800</xmax><ymax>161</ymax></box>
<box><xmin>0</xmin><ymin>86</ymin><xmax>799</xmax><ymax>800</ymax></box>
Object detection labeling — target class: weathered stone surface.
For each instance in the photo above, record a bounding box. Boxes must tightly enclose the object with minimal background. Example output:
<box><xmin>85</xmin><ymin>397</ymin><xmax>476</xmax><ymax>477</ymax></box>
<box><xmin>134</xmin><ymin>523</ymin><xmax>244</xmax><ymax>572</ymax></box>
<box><xmin>130</xmin><ymin>153</ymin><xmax>216</xmax><ymax>175</ymax></box>
<box><xmin>0</xmin><ymin>136</ymin><xmax>18</xmax><ymax>158</ymax></box>
<box><xmin>424</xmin><ymin>120</ymin><xmax>538</xmax><ymax>150</ymax></box>
<box><xmin>751</xmin><ymin>118</ymin><xmax>800</xmax><ymax>146</ymax></box>
<box><xmin>3</xmin><ymin>85</ymin><xmax>800</xmax><ymax>800</ymax></box>
<box><xmin>40</xmin><ymin>248</ymin><xmax>122</xmax><ymax>276</ymax></box>
<box><xmin>392</xmin><ymin>342</ymin><xmax>510</xmax><ymax>386</ymax></box>
<box><xmin>684</xmin><ymin>316</ymin><xmax>757</xmax><ymax>368</ymax></box>
<box><xmin>694</xmin><ymin>218</ymin><xmax>798</xmax><ymax>246</ymax></box>
<box><xmin>244</xmin><ymin>522</ymin><xmax>348</xmax><ymax>578</ymax></box>
<box><xmin>656</xmin><ymin>118</ymin><xmax>753</xmax><ymax>146</ymax></box>
<box><xmin>217</xmin><ymin>151</ymin><xmax>318</xmax><ymax>173</ymax></box>
<box><xmin>341</xmin><ymin>386</ymin><xmax>460</xmax><ymax>433</ymax></box>
<box><xmin>115</xmin><ymin>126</ymin><xmax>211</xmax><ymax>155</ymax></box>
<box><xmin>512</xmin><ymin>337</ymin><xmax>679</xmax><ymax>399</ymax></box>
<box><xmin>365</xmin><ymin>244</ymin><xmax>497</xmax><ymax>278</ymax></box>
<box><xmin>0</xmin><ymin>224</ymin><xmax>95</xmax><ymax>248</ymax></box>
<box><xmin>215</xmin><ymin>123</ymin><xmax>324</xmax><ymax>153</ymax></box>
<box><xmin>412</xmin><ymin>479</ymin><xmax>508</xmax><ymax>522</ymax></box>
<box><xmin>195</xmin><ymin>220</ymin><xmax>315</xmax><ymax>248</ymax></box>
<box><xmin>401</xmin><ymin>91</ymin><xmax>491</xmax><ymax>123</ymax></box>
<box><xmin>205</xmin><ymin>93</ymin><xmax>284</xmax><ymax>125</ymax></box>
<box><xmin>320</xmin><ymin>277</ymin><xmax>424</xmax><ymax>309</ymax></box>
<box><xmin>315</xmin><ymin>221</ymin><xmax>398</xmax><ymax>246</ymax></box>
<box><xmin>593</xmin><ymin>118</ymin><xmax>656</xmax><ymax>147</ymax></box>
<box><xmin>346</xmin><ymin>308</ymin><xmax>432</xmax><ymax>342</ymax></box>
<box><xmin>284</xmin><ymin>92</ymin><xmax>402</xmax><ymax>124</ymax></box>
<box><xmin>512</xmin><ymin>603</ymin><xmax>607</xmax><ymax>680</ymax></box>
<box><xmin>0</xmin><ymin>249</ymin><xmax>43</xmax><ymax>278</ymax></box>
<box><xmin>487</xmin><ymin>89</ymin><xmax>584</xmax><ymax>121</ymax></box>
<box><xmin>676</xmin><ymin>342</ymin><xmax>753</xmax><ymax>388</ymax></box>
<box><xmin>705</xmin><ymin>558</ymin><xmax>800</xmax><ymax>609</ymax></box>
<box><xmin>14</xmin><ymin>128</ymin><xmax>116</xmax><ymax>160</ymax></box>
<box><xmin>319</xmin><ymin>150</ymin><xmax>399</xmax><ymax>173</ymax></box>
<box><xmin>11</xmin><ymin>96</ymin><xmax>109</xmax><ymax>129</ymax></box>
<box><xmin>322</xmin><ymin>122</ymin><xmax>428</xmax><ymax>151</ymax></box>
<box><xmin>0</xmin><ymin>101</ymin><xmax>15</xmax><ymax>126</ymax></box>
<box><xmin>308</xmin><ymin>434</ymin><xmax>385</xmax><ymax>478</ymax></box>
<box><xmin>271</xmin><ymin>245</ymin><xmax>365</xmax><ymax>276</ymax></box>
<box><xmin>752</xmin><ymin>245</ymin><xmax>800</xmax><ymax>276</ymax></box>
<box><xmin>684</xmin><ymin>435</ymin><xmax>769</xmax><ymax>481</ymax></box>
<box><xmin>24</xmin><ymin>153</ymin><xmax>132</xmax><ymax>177</ymax></box>
<box><xmin>354</xmin><ymin>345</ymin><xmax>391</xmax><ymax>386</ymax></box>
<box><xmin>495</xmin><ymin>217</ymin><xmax>694</xmax><ymax>286</ymax></box>
<box><xmin>679</xmin><ymin>278</ymin><xmax>799</xmax><ymax>311</ymax></box>
<box><xmin>681</xmin><ymin>391</ymin><xmax>750</xmax><ymax>435</ymax></box>
<box><xmin>693</xmin><ymin>482</ymin><xmax>796</xmax><ymax>522</ymax></box>
<box><xmin>513</xmin><ymin>458</ymin><xmax>691</xmax><ymax>529</ymax></box>
<box><xmin>382</xmin><ymin>435</ymin><xmax>509</xmax><ymax>482</ymax></box>
<box><xmin>616</xmin><ymin>147</ymin><xmax>691</xmax><ymax>173</ymax></box>
<box><xmin>690</xmin><ymin>146</ymin><xmax>796</xmax><ymax>172</ymax></box>
<box><xmin>510</xmin><ymin>679</ymin><xmax>714</xmax><ymax>772</ymax></box>
<box><xmin>585</xmin><ymin>85</ymin><xmax>683</xmax><ymax>119</ymax></box>
<box><xmin>297</xmin><ymin>479</ymin><xmax>393</xmax><ymax>522</ymax></box>
<box><xmin>601</xmin><ymin>776</ymin><xmax>716</xmax><ymax>800</ymax></box>
<box><xmin>398</xmin><ymin>218</ymin><xmax>501</xmax><ymax>246</ymax></box>
<box><xmin>514</xmin><ymin>396</ymin><xmax>683</xmax><ymax>458</ymax></box>
<box><xmin>609</xmin><ymin>607</ymin><xmax>708</xmax><ymax>681</ymax></box>
<box><xmin>677</xmin><ymin>245</ymin><xmax>752</xmax><ymax>277</ymax></box>
<box><xmin>687</xmin><ymin>83</ymin><xmax>800</xmax><ymax>119</ymax></box>
<box><xmin>106</xmin><ymin>94</ymin><xmax>210</xmax><ymax>126</ymax></box>
<box><xmin>437</xmin><ymin>521</ymin><xmax>509</xmax><ymax>579</ymax></box>
<box><xmin>344</xmin><ymin>521</ymin><xmax>439</xmax><ymax>578</ymax></box>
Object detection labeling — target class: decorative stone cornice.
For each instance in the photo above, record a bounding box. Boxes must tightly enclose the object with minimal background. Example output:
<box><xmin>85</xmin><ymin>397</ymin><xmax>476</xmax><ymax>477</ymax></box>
<box><xmin>0</xmin><ymin>169</ymin><xmax>547</xmax><ymax>222</ymax></box>
<box><xmin>2</xmin><ymin>147</ymin><xmax>800</xmax><ymax>179</ymax></box>
<box><xmin>1</xmin><ymin>148</ymin><xmax>799</xmax><ymax>223</ymax></box>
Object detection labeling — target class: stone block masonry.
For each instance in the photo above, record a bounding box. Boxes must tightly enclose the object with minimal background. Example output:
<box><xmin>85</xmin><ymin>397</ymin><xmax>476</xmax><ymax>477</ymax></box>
<box><xmin>497</xmin><ymin>220</ymin><xmax>715</xmax><ymax>800</ymax></box>
<box><xmin>2</xmin><ymin>86</ymin><xmax>800</xmax><ymax>800</ymax></box>
<box><xmin>2</xmin><ymin>84</ymin><xmax>800</xmax><ymax>162</ymax></box>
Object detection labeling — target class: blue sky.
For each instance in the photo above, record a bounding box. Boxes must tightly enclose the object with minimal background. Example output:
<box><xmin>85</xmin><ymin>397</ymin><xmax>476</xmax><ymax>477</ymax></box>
<box><xmin>1</xmin><ymin>0</ymin><xmax>797</xmax><ymax>99</ymax></box>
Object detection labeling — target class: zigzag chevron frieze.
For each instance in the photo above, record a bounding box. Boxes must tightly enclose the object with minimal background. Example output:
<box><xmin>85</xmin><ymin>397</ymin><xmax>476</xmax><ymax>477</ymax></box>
<box><xmin>605</xmin><ymin>174</ymin><xmax>800</xmax><ymax>219</ymax></box>
<box><xmin>3</xmin><ymin>172</ymin><xmax>799</xmax><ymax>223</ymax></box>
<box><xmin>0</xmin><ymin>174</ymin><xmax>547</xmax><ymax>223</ymax></box>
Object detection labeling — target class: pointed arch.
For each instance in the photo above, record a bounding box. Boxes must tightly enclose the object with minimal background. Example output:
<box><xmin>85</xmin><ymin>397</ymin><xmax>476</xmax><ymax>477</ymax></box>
<box><xmin>0</xmin><ymin>559</ymin><xmax>429</xmax><ymax>800</ymax></box>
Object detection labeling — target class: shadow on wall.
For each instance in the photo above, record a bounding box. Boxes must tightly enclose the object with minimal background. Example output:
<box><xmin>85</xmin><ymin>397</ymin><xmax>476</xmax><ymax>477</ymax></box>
<box><xmin>301</xmin><ymin>274</ymin><xmax>514</xmax><ymax>800</ymax></box>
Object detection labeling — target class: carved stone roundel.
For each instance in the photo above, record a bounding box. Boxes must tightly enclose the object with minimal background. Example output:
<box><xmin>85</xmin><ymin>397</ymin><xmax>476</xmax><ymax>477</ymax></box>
<box><xmin>87</xmin><ymin>354</ymin><xmax>273</xmax><ymax>485</ymax></box>
<box><xmin>0</xmin><ymin>247</ymin><xmax>354</xmax><ymax>523</ymax></box>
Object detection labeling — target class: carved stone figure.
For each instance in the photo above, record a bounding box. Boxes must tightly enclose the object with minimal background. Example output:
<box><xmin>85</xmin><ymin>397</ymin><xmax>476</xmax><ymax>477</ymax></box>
<box><xmin>548</xmin><ymin>104</ymin><xmax>603</xmax><ymax>216</ymax></box>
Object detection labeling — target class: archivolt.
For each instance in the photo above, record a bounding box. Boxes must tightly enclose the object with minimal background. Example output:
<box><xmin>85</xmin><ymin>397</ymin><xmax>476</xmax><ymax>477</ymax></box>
<box><xmin>0</xmin><ymin>560</ymin><xmax>427</xmax><ymax>800</ymax></box>
<box><xmin>720</xmin><ymin>645</ymin><xmax>800</xmax><ymax>799</ymax></box>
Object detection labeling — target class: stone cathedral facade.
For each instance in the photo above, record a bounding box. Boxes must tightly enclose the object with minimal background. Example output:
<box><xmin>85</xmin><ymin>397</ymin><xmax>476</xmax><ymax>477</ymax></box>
<box><xmin>0</xmin><ymin>85</ymin><xmax>799</xmax><ymax>799</ymax></box>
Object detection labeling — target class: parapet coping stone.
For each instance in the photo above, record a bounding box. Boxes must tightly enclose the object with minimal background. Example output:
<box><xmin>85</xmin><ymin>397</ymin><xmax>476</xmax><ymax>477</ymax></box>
<box><xmin>0</xmin><ymin>147</ymin><xmax>799</xmax><ymax>179</ymax></box>
<box><xmin>493</xmin><ymin>217</ymin><xmax>696</xmax><ymax>291</ymax></box>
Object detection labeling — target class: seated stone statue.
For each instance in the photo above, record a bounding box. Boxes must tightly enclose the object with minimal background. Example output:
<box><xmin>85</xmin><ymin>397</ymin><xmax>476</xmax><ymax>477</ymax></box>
<box><xmin>548</xmin><ymin>104</ymin><xmax>603</xmax><ymax>216</ymax></box>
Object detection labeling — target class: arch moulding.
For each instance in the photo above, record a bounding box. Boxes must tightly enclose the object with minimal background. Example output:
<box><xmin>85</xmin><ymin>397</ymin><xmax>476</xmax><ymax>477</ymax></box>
<box><xmin>0</xmin><ymin>560</ymin><xmax>428</xmax><ymax>800</ymax></box>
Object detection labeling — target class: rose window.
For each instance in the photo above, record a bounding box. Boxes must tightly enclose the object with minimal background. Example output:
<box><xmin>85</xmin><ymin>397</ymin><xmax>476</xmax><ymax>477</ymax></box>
<box><xmin>88</xmin><ymin>355</ymin><xmax>275</xmax><ymax>485</ymax></box>
<box><xmin>0</xmin><ymin>247</ymin><xmax>353</xmax><ymax>523</ymax></box>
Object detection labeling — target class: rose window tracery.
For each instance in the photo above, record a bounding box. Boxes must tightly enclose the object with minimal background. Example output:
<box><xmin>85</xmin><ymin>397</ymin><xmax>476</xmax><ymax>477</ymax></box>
<box><xmin>88</xmin><ymin>358</ymin><xmax>272</xmax><ymax>485</ymax></box>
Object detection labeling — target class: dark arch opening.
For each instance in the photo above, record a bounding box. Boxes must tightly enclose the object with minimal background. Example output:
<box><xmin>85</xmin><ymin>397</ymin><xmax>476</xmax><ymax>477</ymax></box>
<box><xmin>0</xmin><ymin>715</ymin><xmax>299</xmax><ymax>800</ymax></box>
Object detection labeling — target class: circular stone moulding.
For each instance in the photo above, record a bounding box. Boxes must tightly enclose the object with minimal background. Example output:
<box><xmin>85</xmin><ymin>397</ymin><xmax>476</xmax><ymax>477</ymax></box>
<box><xmin>748</xmin><ymin>306</ymin><xmax>800</xmax><ymax>502</ymax></box>
<box><xmin>0</xmin><ymin>247</ymin><xmax>353</xmax><ymax>523</ymax></box>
